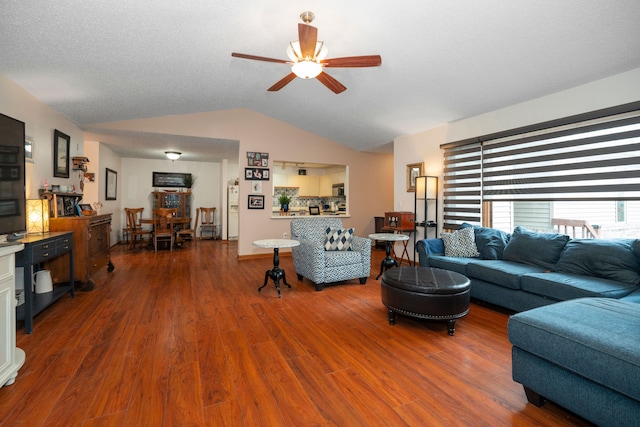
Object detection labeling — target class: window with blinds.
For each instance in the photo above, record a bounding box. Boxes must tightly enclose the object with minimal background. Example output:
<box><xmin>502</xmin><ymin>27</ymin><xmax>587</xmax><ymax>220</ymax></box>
<box><xmin>483</xmin><ymin>112</ymin><xmax>640</xmax><ymax>201</ymax></box>
<box><xmin>442</xmin><ymin>141</ymin><xmax>482</xmax><ymax>229</ymax></box>
<box><xmin>441</xmin><ymin>102</ymin><xmax>640</xmax><ymax>230</ymax></box>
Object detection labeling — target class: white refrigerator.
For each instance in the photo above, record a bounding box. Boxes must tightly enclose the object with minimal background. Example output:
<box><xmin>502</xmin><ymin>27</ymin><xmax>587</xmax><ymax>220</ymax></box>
<box><xmin>228</xmin><ymin>185</ymin><xmax>239</xmax><ymax>240</ymax></box>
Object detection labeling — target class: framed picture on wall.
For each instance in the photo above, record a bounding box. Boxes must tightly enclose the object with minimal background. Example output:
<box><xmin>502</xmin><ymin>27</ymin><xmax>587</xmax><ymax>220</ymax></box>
<box><xmin>248</xmin><ymin>195</ymin><xmax>264</xmax><ymax>209</ymax></box>
<box><xmin>406</xmin><ymin>162</ymin><xmax>424</xmax><ymax>192</ymax></box>
<box><xmin>25</xmin><ymin>136</ymin><xmax>34</xmax><ymax>163</ymax></box>
<box><xmin>53</xmin><ymin>129</ymin><xmax>70</xmax><ymax>178</ymax></box>
<box><xmin>244</xmin><ymin>167</ymin><xmax>270</xmax><ymax>181</ymax></box>
<box><xmin>106</xmin><ymin>168</ymin><xmax>117</xmax><ymax>200</ymax></box>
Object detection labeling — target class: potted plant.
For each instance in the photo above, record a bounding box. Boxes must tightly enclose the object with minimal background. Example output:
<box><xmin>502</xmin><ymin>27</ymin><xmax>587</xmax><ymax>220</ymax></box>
<box><xmin>278</xmin><ymin>192</ymin><xmax>291</xmax><ymax>213</ymax></box>
<box><xmin>183</xmin><ymin>174</ymin><xmax>196</xmax><ymax>189</ymax></box>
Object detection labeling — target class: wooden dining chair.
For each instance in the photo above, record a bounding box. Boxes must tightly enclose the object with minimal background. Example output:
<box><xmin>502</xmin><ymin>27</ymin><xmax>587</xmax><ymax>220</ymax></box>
<box><xmin>199</xmin><ymin>207</ymin><xmax>217</xmax><ymax>240</ymax></box>
<box><xmin>176</xmin><ymin>210</ymin><xmax>199</xmax><ymax>245</ymax></box>
<box><xmin>152</xmin><ymin>208</ymin><xmax>177</xmax><ymax>252</ymax></box>
<box><xmin>125</xmin><ymin>207</ymin><xmax>152</xmax><ymax>249</ymax></box>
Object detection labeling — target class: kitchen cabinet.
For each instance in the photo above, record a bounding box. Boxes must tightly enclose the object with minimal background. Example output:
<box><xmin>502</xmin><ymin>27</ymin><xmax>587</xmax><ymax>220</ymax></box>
<box><xmin>48</xmin><ymin>214</ymin><xmax>114</xmax><ymax>290</ymax></box>
<box><xmin>319</xmin><ymin>176</ymin><xmax>332</xmax><ymax>196</ymax></box>
<box><xmin>298</xmin><ymin>175</ymin><xmax>320</xmax><ymax>196</ymax></box>
<box><xmin>0</xmin><ymin>244</ymin><xmax>25</xmax><ymax>385</ymax></box>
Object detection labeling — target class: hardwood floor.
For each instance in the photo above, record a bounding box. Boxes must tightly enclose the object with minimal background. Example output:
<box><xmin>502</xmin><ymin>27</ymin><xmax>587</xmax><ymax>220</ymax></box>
<box><xmin>2</xmin><ymin>240</ymin><xmax>593</xmax><ymax>426</ymax></box>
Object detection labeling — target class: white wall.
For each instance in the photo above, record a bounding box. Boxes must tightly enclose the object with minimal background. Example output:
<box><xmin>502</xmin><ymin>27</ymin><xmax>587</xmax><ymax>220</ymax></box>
<box><xmin>394</xmin><ymin>67</ymin><xmax>640</xmax><ymax>239</ymax></box>
<box><xmin>0</xmin><ymin>74</ymin><xmax>85</xmax><ymax>200</ymax></box>
<box><xmin>118</xmin><ymin>157</ymin><xmax>229</xmax><ymax>242</ymax></box>
<box><xmin>91</xmin><ymin>109</ymin><xmax>394</xmax><ymax>257</ymax></box>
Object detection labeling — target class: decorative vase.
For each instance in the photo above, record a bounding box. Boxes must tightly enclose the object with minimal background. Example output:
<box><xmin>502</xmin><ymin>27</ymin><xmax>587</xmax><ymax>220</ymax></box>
<box><xmin>282</xmin><ymin>204</ymin><xmax>289</xmax><ymax>212</ymax></box>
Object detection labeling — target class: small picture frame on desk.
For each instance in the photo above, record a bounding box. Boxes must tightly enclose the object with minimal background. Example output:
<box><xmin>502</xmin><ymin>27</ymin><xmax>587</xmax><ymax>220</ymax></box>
<box><xmin>79</xmin><ymin>204</ymin><xmax>95</xmax><ymax>216</ymax></box>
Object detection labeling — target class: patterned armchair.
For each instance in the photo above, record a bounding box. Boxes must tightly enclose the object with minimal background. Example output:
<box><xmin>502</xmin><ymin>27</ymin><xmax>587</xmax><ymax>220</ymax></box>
<box><xmin>290</xmin><ymin>217</ymin><xmax>371</xmax><ymax>291</ymax></box>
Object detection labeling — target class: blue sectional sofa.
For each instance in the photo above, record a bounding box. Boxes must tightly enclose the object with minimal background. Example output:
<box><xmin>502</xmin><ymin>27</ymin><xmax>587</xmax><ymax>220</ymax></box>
<box><xmin>416</xmin><ymin>225</ymin><xmax>640</xmax><ymax>424</ymax></box>
<box><xmin>416</xmin><ymin>225</ymin><xmax>640</xmax><ymax>312</ymax></box>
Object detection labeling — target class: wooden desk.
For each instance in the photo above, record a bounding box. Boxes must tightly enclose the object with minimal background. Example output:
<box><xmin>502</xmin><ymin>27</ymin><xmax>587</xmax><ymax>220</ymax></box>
<box><xmin>14</xmin><ymin>232</ymin><xmax>75</xmax><ymax>333</ymax></box>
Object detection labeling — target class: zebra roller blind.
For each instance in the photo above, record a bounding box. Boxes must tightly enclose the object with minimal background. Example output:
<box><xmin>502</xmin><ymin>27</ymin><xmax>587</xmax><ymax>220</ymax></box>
<box><xmin>442</xmin><ymin>102</ymin><xmax>640</xmax><ymax>230</ymax></box>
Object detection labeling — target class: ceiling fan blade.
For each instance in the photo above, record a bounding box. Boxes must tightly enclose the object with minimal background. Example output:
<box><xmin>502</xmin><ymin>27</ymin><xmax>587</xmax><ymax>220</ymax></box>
<box><xmin>231</xmin><ymin>52</ymin><xmax>288</xmax><ymax>64</ymax></box>
<box><xmin>316</xmin><ymin>72</ymin><xmax>347</xmax><ymax>94</ymax></box>
<box><xmin>298</xmin><ymin>23</ymin><xmax>318</xmax><ymax>59</ymax></box>
<box><xmin>323</xmin><ymin>55</ymin><xmax>382</xmax><ymax>68</ymax></box>
<box><xmin>268</xmin><ymin>73</ymin><xmax>297</xmax><ymax>91</ymax></box>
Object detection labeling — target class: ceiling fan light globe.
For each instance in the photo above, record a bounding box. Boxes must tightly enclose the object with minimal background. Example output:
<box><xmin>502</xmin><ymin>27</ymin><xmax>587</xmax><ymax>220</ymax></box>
<box><xmin>292</xmin><ymin>60</ymin><xmax>323</xmax><ymax>79</ymax></box>
<box><xmin>287</xmin><ymin>42</ymin><xmax>301</xmax><ymax>62</ymax></box>
<box><xmin>287</xmin><ymin>41</ymin><xmax>328</xmax><ymax>62</ymax></box>
<box><xmin>315</xmin><ymin>43</ymin><xmax>328</xmax><ymax>60</ymax></box>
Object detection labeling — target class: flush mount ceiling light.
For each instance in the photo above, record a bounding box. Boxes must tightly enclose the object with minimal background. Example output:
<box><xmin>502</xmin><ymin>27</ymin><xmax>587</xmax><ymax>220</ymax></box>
<box><xmin>165</xmin><ymin>151</ymin><xmax>181</xmax><ymax>160</ymax></box>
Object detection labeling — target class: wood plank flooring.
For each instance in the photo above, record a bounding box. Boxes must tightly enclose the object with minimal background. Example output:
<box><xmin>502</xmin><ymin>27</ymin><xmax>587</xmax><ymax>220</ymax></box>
<box><xmin>1</xmin><ymin>240</ymin><xmax>594</xmax><ymax>426</ymax></box>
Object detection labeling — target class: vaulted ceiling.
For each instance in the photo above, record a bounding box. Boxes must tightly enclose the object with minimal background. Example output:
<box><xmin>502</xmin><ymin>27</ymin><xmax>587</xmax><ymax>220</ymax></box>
<box><xmin>2</xmin><ymin>1</ymin><xmax>640</xmax><ymax>161</ymax></box>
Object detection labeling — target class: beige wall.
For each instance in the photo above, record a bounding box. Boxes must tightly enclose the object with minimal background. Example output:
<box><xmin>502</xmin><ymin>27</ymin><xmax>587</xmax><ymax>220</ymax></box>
<box><xmin>90</xmin><ymin>109</ymin><xmax>394</xmax><ymax>256</ymax></box>
<box><xmin>394</xmin><ymin>67</ymin><xmax>640</xmax><ymax>242</ymax></box>
<box><xmin>0</xmin><ymin>74</ymin><xmax>85</xmax><ymax>200</ymax></box>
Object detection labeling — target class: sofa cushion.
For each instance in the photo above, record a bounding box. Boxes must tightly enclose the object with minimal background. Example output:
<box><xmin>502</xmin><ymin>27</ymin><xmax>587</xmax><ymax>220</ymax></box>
<box><xmin>461</xmin><ymin>223</ymin><xmax>511</xmax><ymax>260</ymax></box>
<box><xmin>441</xmin><ymin>227</ymin><xmax>480</xmax><ymax>258</ymax></box>
<box><xmin>555</xmin><ymin>239</ymin><xmax>640</xmax><ymax>285</ymax></box>
<box><xmin>502</xmin><ymin>226</ymin><xmax>570</xmax><ymax>269</ymax></box>
<box><xmin>425</xmin><ymin>255</ymin><xmax>476</xmax><ymax>276</ymax></box>
<box><xmin>521</xmin><ymin>272</ymin><xmax>639</xmax><ymax>300</ymax></box>
<box><xmin>466</xmin><ymin>260</ymin><xmax>547</xmax><ymax>290</ymax></box>
<box><xmin>325</xmin><ymin>228</ymin><xmax>354</xmax><ymax>251</ymax></box>
<box><xmin>508</xmin><ymin>298</ymin><xmax>640</xmax><ymax>402</ymax></box>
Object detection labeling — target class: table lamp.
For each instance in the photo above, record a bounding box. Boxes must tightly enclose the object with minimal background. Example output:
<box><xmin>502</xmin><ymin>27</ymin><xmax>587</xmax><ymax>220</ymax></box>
<box><xmin>26</xmin><ymin>199</ymin><xmax>49</xmax><ymax>234</ymax></box>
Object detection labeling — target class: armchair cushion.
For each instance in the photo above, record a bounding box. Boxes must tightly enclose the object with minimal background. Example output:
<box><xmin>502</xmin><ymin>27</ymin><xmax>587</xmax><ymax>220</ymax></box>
<box><xmin>325</xmin><ymin>227</ymin><xmax>355</xmax><ymax>251</ymax></box>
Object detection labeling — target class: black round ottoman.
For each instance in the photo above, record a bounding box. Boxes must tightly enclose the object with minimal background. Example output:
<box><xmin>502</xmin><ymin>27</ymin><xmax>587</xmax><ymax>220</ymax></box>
<box><xmin>381</xmin><ymin>266</ymin><xmax>471</xmax><ymax>335</ymax></box>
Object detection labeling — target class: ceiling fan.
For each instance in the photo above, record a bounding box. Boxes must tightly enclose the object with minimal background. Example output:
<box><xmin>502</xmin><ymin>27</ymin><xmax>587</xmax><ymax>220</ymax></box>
<box><xmin>231</xmin><ymin>11</ymin><xmax>382</xmax><ymax>94</ymax></box>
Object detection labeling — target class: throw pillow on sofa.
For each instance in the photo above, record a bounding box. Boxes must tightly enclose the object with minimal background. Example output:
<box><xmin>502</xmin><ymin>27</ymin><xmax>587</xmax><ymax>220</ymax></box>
<box><xmin>461</xmin><ymin>223</ymin><xmax>511</xmax><ymax>260</ymax></box>
<box><xmin>325</xmin><ymin>228</ymin><xmax>354</xmax><ymax>251</ymax></box>
<box><xmin>442</xmin><ymin>227</ymin><xmax>480</xmax><ymax>258</ymax></box>
<box><xmin>502</xmin><ymin>226</ymin><xmax>570</xmax><ymax>269</ymax></box>
<box><xmin>555</xmin><ymin>239</ymin><xmax>640</xmax><ymax>285</ymax></box>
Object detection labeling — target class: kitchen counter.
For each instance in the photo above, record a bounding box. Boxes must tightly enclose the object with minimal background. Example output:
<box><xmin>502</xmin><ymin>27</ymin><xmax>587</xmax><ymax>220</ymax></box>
<box><xmin>271</xmin><ymin>212</ymin><xmax>349</xmax><ymax>219</ymax></box>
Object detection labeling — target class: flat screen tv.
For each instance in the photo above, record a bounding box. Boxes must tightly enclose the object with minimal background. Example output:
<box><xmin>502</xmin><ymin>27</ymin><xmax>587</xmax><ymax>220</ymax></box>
<box><xmin>0</xmin><ymin>113</ymin><xmax>26</xmax><ymax>239</ymax></box>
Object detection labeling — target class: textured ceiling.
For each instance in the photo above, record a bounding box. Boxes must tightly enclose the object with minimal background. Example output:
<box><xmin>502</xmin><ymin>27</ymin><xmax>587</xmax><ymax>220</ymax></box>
<box><xmin>2</xmin><ymin>1</ymin><xmax>640</xmax><ymax>161</ymax></box>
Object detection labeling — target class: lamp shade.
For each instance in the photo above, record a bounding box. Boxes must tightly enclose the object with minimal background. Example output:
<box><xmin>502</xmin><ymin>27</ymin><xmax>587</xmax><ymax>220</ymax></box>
<box><xmin>26</xmin><ymin>199</ymin><xmax>49</xmax><ymax>234</ymax></box>
<box><xmin>416</xmin><ymin>176</ymin><xmax>438</xmax><ymax>200</ymax></box>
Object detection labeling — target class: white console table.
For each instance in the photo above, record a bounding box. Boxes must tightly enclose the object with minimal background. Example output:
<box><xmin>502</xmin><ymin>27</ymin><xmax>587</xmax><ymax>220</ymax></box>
<box><xmin>0</xmin><ymin>243</ymin><xmax>26</xmax><ymax>386</ymax></box>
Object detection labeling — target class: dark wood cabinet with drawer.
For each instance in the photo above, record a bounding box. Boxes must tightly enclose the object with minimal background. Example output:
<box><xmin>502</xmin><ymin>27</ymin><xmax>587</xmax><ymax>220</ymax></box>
<box><xmin>48</xmin><ymin>214</ymin><xmax>114</xmax><ymax>291</ymax></box>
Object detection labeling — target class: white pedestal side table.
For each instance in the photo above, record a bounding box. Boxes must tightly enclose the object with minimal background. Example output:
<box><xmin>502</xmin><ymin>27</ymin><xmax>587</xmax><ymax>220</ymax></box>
<box><xmin>368</xmin><ymin>233</ymin><xmax>410</xmax><ymax>279</ymax></box>
<box><xmin>253</xmin><ymin>239</ymin><xmax>300</xmax><ymax>298</ymax></box>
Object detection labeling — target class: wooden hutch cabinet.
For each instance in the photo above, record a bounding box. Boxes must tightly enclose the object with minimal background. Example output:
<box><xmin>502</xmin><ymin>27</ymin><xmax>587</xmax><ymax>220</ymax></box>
<box><xmin>152</xmin><ymin>190</ymin><xmax>192</xmax><ymax>223</ymax></box>
<box><xmin>48</xmin><ymin>214</ymin><xmax>114</xmax><ymax>290</ymax></box>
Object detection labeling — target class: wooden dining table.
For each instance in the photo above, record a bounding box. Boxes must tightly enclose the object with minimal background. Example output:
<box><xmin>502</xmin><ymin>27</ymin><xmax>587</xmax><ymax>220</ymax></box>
<box><xmin>140</xmin><ymin>217</ymin><xmax>191</xmax><ymax>228</ymax></box>
<box><xmin>139</xmin><ymin>217</ymin><xmax>192</xmax><ymax>248</ymax></box>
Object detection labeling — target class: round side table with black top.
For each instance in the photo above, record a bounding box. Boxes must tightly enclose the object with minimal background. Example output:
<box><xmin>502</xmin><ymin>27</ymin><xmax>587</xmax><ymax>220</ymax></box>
<box><xmin>381</xmin><ymin>266</ymin><xmax>471</xmax><ymax>335</ymax></box>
